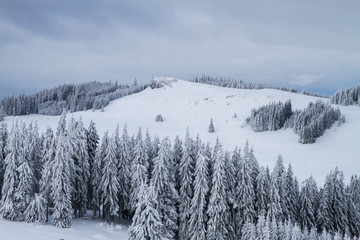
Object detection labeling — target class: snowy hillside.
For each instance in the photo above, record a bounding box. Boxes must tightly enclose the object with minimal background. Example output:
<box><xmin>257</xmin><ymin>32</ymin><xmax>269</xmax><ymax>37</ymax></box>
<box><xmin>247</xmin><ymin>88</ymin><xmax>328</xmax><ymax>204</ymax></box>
<box><xmin>5</xmin><ymin>77</ymin><xmax>360</xmax><ymax>183</ymax></box>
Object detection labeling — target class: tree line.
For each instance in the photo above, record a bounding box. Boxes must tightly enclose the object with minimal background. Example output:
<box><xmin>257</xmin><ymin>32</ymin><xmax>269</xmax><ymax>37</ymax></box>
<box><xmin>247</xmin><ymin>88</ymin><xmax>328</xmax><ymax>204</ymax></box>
<box><xmin>0</xmin><ymin>115</ymin><xmax>359</xmax><ymax>239</ymax></box>
<box><xmin>0</xmin><ymin>80</ymin><xmax>148</xmax><ymax>117</ymax></box>
<box><xmin>246</xmin><ymin>100</ymin><xmax>343</xmax><ymax>143</ymax></box>
<box><xmin>191</xmin><ymin>75</ymin><xmax>329</xmax><ymax>98</ymax></box>
<box><xmin>330</xmin><ymin>85</ymin><xmax>360</xmax><ymax>106</ymax></box>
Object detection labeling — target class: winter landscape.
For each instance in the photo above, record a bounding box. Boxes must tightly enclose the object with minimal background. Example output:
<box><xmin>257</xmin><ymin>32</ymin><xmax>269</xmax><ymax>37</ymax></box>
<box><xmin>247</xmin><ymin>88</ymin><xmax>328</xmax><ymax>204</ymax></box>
<box><xmin>1</xmin><ymin>1</ymin><xmax>359</xmax><ymax>240</ymax></box>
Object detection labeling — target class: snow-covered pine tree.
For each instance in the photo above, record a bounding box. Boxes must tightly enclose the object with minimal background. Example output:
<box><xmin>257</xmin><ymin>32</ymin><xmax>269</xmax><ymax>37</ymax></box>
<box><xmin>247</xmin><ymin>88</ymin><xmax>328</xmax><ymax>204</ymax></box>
<box><xmin>188</xmin><ymin>144</ymin><xmax>209</xmax><ymax>240</ymax></box>
<box><xmin>256</xmin><ymin>166</ymin><xmax>271</xmax><ymax>216</ymax></box>
<box><xmin>130</xmin><ymin>128</ymin><xmax>148</xmax><ymax>212</ymax></box>
<box><xmin>284</xmin><ymin>164</ymin><xmax>298</xmax><ymax>223</ymax></box>
<box><xmin>317</xmin><ymin>168</ymin><xmax>347</xmax><ymax>234</ymax></box>
<box><xmin>299</xmin><ymin>176</ymin><xmax>317</xmax><ymax>230</ymax></box>
<box><xmin>144</xmin><ymin>129</ymin><xmax>154</xmax><ymax>183</ymax></box>
<box><xmin>0</xmin><ymin>121</ymin><xmax>23</xmax><ymax>221</ymax></box>
<box><xmin>39</xmin><ymin>127</ymin><xmax>55</xmax><ymax>222</ymax></box>
<box><xmin>208</xmin><ymin>118</ymin><xmax>215</xmax><ymax>133</ymax></box>
<box><xmin>128</xmin><ymin>185</ymin><xmax>163</xmax><ymax>240</ymax></box>
<box><xmin>92</xmin><ymin>131</ymin><xmax>109</xmax><ymax>219</ymax></box>
<box><xmin>207</xmin><ymin>140</ymin><xmax>229</xmax><ymax>240</ymax></box>
<box><xmin>270</xmin><ymin>217</ymin><xmax>278</xmax><ymax>240</ymax></box>
<box><xmin>24</xmin><ymin>122</ymin><xmax>42</xmax><ymax>193</ymax></box>
<box><xmin>272</xmin><ymin>155</ymin><xmax>286</xmax><ymax>221</ymax></box>
<box><xmin>242</xmin><ymin>220</ymin><xmax>256</xmax><ymax>240</ymax></box>
<box><xmin>0</xmin><ymin>123</ymin><xmax>7</xmax><ymax>200</ymax></box>
<box><xmin>100</xmin><ymin>135</ymin><xmax>119</xmax><ymax>222</ymax></box>
<box><xmin>291</xmin><ymin>223</ymin><xmax>302</xmax><ymax>240</ymax></box>
<box><xmin>172</xmin><ymin>135</ymin><xmax>183</xmax><ymax>193</ymax></box>
<box><xmin>51</xmin><ymin>126</ymin><xmax>73</xmax><ymax>228</ymax></box>
<box><xmin>347</xmin><ymin>175</ymin><xmax>360</xmax><ymax>238</ymax></box>
<box><xmin>178</xmin><ymin>130</ymin><xmax>195</xmax><ymax>240</ymax></box>
<box><xmin>24</xmin><ymin>193</ymin><xmax>47</xmax><ymax>223</ymax></box>
<box><xmin>268</xmin><ymin>166</ymin><xmax>282</xmax><ymax>221</ymax></box>
<box><xmin>224</xmin><ymin>149</ymin><xmax>237</xmax><ymax>240</ymax></box>
<box><xmin>256</xmin><ymin>214</ymin><xmax>266</xmax><ymax>240</ymax></box>
<box><xmin>14</xmin><ymin>140</ymin><xmax>35</xmax><ymax>221</ymax></box>
<box><xmin>235</xmin><ymin>141</ymin><xmax>256</xmax><ymax>235</ymax></box>
<box><xmin>86</xmin><ymin>120</ymin><xmax>99</xmax><ymax>210</ymax></box>
<box><xmin>151</xmin><ymin>137</ymin><xmax>179</xmax><ymax>239</ymax></box>
<box><xmin>117</xmin><ymin>124</ymin><xmax>131</xmax><ymax>219</ymax></box>
<box><xmin>68</xmin><ymin>118</ymin><xmax>90</xmax><ymax>218</ymax></box>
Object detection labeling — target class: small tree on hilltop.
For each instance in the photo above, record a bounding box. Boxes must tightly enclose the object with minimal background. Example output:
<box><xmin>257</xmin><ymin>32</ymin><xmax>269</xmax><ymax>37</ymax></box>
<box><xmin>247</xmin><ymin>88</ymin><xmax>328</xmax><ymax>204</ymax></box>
<box><xmin>208</xmin><ymin>118</ymin><xmax>215</xmax><ymax>133</ymax></box>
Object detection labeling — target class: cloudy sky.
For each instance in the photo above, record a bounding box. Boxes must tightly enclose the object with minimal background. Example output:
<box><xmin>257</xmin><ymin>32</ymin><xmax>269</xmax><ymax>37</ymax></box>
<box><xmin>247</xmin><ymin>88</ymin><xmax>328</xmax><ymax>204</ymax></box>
<box><xmin>0</xmin><ymin>0</ymin><xmax>359</xmax><ymax>99</ymax></box>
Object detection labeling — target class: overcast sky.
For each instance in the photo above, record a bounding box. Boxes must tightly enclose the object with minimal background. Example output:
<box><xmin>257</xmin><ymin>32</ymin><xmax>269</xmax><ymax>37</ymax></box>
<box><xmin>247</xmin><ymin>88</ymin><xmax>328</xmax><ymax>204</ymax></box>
<box><xmin>0</xmin><ymin>0</ymin><xmax>359</xmax><ymax>99</ymax></box>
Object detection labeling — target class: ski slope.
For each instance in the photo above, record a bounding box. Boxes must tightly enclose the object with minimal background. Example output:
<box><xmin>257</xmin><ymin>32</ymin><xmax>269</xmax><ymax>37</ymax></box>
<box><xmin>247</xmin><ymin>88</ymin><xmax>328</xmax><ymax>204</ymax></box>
<box><xmin>5</xmin><ymin>77</ymin><xmax>360</xmax><ymax>184</ymax></box>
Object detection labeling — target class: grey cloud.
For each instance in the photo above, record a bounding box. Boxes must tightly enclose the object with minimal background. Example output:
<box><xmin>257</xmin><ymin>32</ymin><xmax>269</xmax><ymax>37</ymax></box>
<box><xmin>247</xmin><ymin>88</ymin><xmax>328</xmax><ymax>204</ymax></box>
<box><xmin>0</xmin><ymin>0</ymin><xmax>359</xmax><ymax>99</ymax></box>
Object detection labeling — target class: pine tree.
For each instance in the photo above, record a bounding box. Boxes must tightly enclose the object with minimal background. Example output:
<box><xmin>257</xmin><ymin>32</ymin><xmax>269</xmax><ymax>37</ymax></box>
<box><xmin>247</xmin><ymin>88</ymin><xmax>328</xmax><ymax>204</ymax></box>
<box><xmin>100</xmin><ymin>135</ymin><xmax>119</xmax><ymax>221</ymax></box>
<box><xmin>317</xmin><ymin>168</ymin><xmax>347</xmax><ymax>234</ymax></box>
<box><xmin>39</xmin><ymin>127</ymin><xmax>55</xmax><ymax>222</ymax></box>
<box><xmin>208</xmin><ymin>118</ymin><xmax>215</xmax><ymax>133</ymax></box>
<box><xmin>284</xmin><ymin>164</ymin><xmax>298</xmax><ymax>223</ymax></box>
<box><xmin>92</xmin><ymin>131</ymin><xmax>109</xmax><ymax>219</ymax></box>
<box><xmin>24</xmin><ymin>193</ymin><xmax>47</xmax><ymax>223</ymax></box>
<box><xmin>291</xmin><ymin>224</ymin><xmax>302</xmax><ymax>240</ymax></box>
<box><xmin>268</xmin><ymin>169</ymin><xmax>282</xmax><ymax>221</ymax></box>
<box><xmin>207</xmin><ymin>140</ymin><xmax>229</xmax><ymax>240</ymax></box>
<box><xmin>151</xmin><ymin>137</ymin><xmax>179</xmax><ymax>238</ymax></box>
<box><xmin>188</xmin><ymin>145</ymin><xmax>209</xmax><ymax>240</ymax></box>
<box><xmin>0</xmin><ymin>121</ymin><xmax>23</xmax><ymax>221</ymax></box>
<box><xmin>256</xmin><ymin>166</ymin><xmax>271</xmax><ymax>216</ymax></box>
<box><xmin>256</xmin><ymin>214</ymin><xmax>266</xmax><ymax>240</ymax></box>
<box><xmin>130</xmin><ymin>129</ymin><xmax>148</xmax><ymax>211</ymax></box>
<box><xmin>242</xmin><ymin>220</ymin><xmax>256</xmax><ymax>240</ymax></box>
<box><xmin>68</xmin><ymin>118</ymin><xmax>90</xmax><ymax>218</ymax></box>
<box><xmin>235</xmin><ymin>141</ymin><xmax>256</xmax><ymax>234</ymax></box>
<box><xmin>173</xmin><ymin>135</ymin><xmax>183</xmax><ymax>193</ymax></box>
<box><xmin>117</xmin><ymin>124</ymin><xmax>131</xmax><ymax>219</ymax></box>
<box><xmin>86</xmin><ymin>120</ymin><xmax>99</xmax><ymax>210</ymax></box>
<box><xmin>0</xmin><ymin>122</ymin><xmax>7</xmax><ymax>199</ymax></box>
<box><xmin>51</xmin><ymin>128</ymin><xmax>73</xmax><ymax>228</ymax></box>
<box><xmin>178</xmin><ymin>130</ymin><xmax>195</xmax><ymax>240</ymax></box>
<box><xmin>270</xmin><ymin>217</ymin><xmax>278</xmax><ymax>240</ymax></box>
<box><xmin>128</xmin><ymin>185</ymin><xmax>163</xmax><ymax>240</ymax></box>
<box><xmin>299</xmin><ymin>176</ymin><xmax>317</xmax><ymax>230</ymax></box>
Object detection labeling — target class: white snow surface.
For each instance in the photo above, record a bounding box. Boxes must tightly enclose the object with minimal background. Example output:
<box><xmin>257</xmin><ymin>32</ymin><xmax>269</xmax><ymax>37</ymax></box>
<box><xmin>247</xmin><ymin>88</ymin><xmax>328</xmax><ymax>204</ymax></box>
<box><xmin>5</xmin><ymin>77</ymin><xmax>360</xmax><ymax>184</ymax></box>
<box><xmin>0</xmin><ymin>213</ymin><xmax>129</xmax><ymax>240</ymax></box>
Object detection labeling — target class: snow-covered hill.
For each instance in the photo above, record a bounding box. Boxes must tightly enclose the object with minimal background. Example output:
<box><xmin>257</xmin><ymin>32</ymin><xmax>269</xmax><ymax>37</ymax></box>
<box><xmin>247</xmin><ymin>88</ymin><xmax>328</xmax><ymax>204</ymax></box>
<box><xmin>5</xmin><ymin>77</ymin><xmax>360</xmax><ymax>184</ymax></box>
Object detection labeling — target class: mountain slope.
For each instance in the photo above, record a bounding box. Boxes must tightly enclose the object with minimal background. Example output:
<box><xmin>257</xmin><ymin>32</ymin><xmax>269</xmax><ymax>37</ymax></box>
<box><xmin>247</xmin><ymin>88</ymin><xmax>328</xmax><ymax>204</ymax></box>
<box><xmin>5</xmin><ymin>77</ymin><xmax>360</xmax><ymax>183</ymax></box>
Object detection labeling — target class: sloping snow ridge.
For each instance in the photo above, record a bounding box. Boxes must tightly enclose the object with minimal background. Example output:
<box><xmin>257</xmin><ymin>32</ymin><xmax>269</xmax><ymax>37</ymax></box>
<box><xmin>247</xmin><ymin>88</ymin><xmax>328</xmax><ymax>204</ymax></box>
<box><xmin>5</xmin><ymin>76</ymin><xmax>360</xmax><ymax>184</ymax></box>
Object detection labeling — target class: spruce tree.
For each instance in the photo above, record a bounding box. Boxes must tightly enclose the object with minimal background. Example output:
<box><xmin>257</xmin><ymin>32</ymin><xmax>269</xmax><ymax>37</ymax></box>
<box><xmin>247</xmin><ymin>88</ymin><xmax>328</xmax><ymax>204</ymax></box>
<box><xmin>130</xmin><ymin>129</ymin><xmax>148</xmax><ymax>211</ymax></box>
<box><xmin>256</xmin><ymin>166</ymin><xmax>271</xmax><ymax>216</ymax></box>
<box><xmin>92</xmin><ymin>131</ymin><xmax>109</xmax><ymax>219</ymax></box>
<box><xmin>208</xmin><ymin>118</ymin><xmax>215</xmax><ymax>133</ymax></box>
<box><xmin>151</xmin><ymin>137</ymin><xmax>179</xmax><ymax>238</ymax></box>
<box><xmin>178</xmin><ymin>130</ymin><xmax>195</xmax><ymax>240</ymax></box>
<box><xmin>188</xmin><ymin>145</ymin><xmax>209</xmax><ymax>240</ymax></box>
<box><xmin>0</xmin><ymin>121</ymin><xmax>23</xmax><ymax>221</ymax></box>
<box><xmin>24</xmin><ymin>193</ymin><xmax>47</xmax><ymax>223</ymax></box>
<box><xmin>207</xmin><ymin>141</ymin><xmax>229</xmax><ymax>240</ymax></box>
<box><xmin>51</xmin><ymin>128</ymin><xmax>73</xmax><ymax>228</ymax></box>
<box><xmin>236</xmin><ymin>141</ymin><xmax>256</xmax><ymax>233</ymax></box>
<box><xmin>86</xmin><ymin>120</ymin><xmax>99</xmax><ymax>210</ymax></box>
<box><xmin>299</xmin><ymin>176</ymin><xmax>317</xmax><ymax>230</ymax></box>
<box><xmin>128</xmin><ymin>185</ymin><xmax>163</xmax><ymax>240</ymax></box>
<box><xmin>100</xmin><ymin>135</ymin><xmax>119</xmax><ymax>221</ymax></box>
<box><xmin>39</xmin><ymin>127</ymin><xmax>55</xmax><ymax>222</ymax></box>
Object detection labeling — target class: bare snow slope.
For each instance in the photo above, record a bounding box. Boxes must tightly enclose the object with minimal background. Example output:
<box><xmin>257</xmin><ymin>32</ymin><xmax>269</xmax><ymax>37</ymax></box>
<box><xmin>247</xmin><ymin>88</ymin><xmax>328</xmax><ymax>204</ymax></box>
<box><xmin>5</xmin><ymin>77</ymin><xmax>360</xmax><ymax>183</ymax></box>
